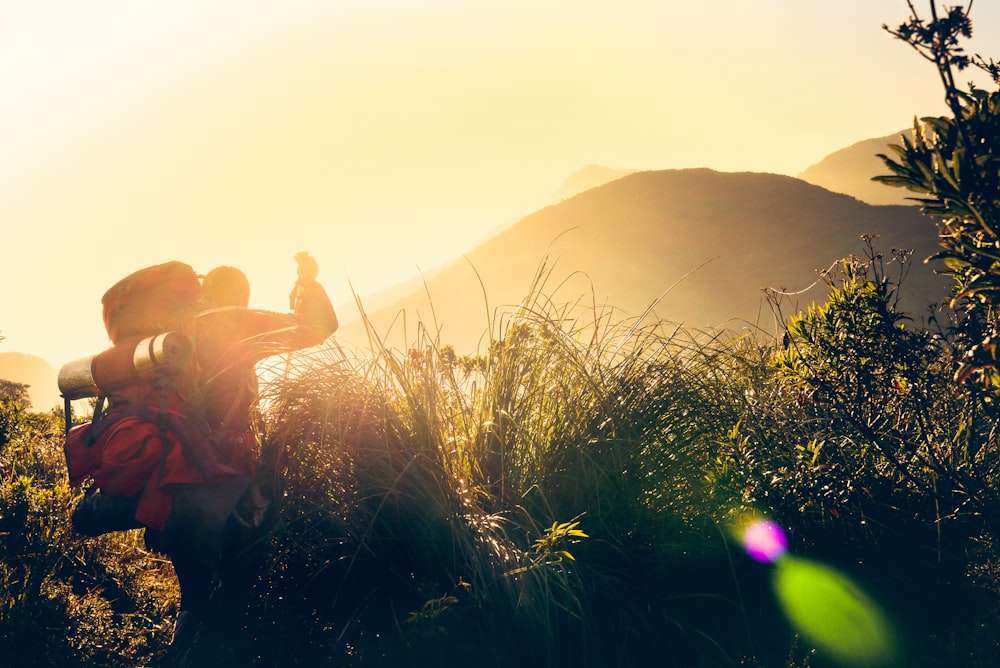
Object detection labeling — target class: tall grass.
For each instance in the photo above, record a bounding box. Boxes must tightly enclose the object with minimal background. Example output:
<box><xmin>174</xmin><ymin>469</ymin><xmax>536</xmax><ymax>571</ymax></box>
<box><xmin>5</xmin><ymin>258</ymin><xmax>1000</xmax><ymax>667</ymax></box>
<box><xmin>213</xmin><ymin>256</ymin><xmax>997</xmax><ymax>667</ymax></box>
<box><xmin>190</xmin><ymin>264</ymin><xmax>804</xmax><ymax>668</ymax></box>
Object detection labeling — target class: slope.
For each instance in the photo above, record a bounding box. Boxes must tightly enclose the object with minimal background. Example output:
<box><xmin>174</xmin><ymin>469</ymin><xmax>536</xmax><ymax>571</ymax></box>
<box><xmin>335</xmin><ymin>169</ymin><xmax>949</xmax><ymax>354</ymax></box>
<box><xmin>0</xmin><ymin>352</ymin><xmax>60</xmax><ymax>411</ymax></box>
<box><xmin>797</xmin><ymin>130</ymin><xmax>915</xmax><ymax>206</ymax></box>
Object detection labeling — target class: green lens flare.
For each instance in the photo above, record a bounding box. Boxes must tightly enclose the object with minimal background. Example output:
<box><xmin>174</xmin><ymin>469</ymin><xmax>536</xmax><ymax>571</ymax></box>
<box><xmin>774</xmin><ymin>557</ymin><xmax>897</xmax><ymax>666</ymax></box>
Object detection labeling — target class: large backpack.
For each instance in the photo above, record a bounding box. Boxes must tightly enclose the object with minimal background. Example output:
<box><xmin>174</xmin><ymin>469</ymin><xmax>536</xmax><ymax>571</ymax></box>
<box><xmin>61</xmin><ymin>260</ymin><xmax>202</xmax><ymax>422</ymax></box>
<box><xmin>60</xmin><ymin>261</ymin><xmax>241</xmax><ymax>533</ymax></box>
<box><xmin>101</xmin><ymin>261</ymin><xmax>201</xmax><ymax>344</ymax></box>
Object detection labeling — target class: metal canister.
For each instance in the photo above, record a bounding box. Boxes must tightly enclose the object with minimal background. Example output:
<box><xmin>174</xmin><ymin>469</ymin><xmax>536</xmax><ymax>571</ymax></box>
<box><xmin>132</xmin><ymin>331</ymin><xmax>193</xmax><ymax>375</ymax></box>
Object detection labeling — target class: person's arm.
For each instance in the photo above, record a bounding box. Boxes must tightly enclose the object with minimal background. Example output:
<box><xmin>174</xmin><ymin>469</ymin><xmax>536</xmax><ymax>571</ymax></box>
<box><xmin>236</xmin><ymin>279</ymin><xmax>337</xmax><ymax>355</ymax></box>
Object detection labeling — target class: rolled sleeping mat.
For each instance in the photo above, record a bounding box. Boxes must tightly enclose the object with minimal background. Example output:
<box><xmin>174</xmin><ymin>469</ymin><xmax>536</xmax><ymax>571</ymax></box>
<box><xmin>57</xmin><ymin>332</ymin><xmax>193</xmax><ymax>400</ymax></box>
<box><xmin>57</xmin><ymin>356</ymin><xmax>101</xmax><ymax>401</ymax></box>
<box><xmin>132</xmin><ymin>331</ymin><xmax>193</xmax><ymax>375</ymax></box>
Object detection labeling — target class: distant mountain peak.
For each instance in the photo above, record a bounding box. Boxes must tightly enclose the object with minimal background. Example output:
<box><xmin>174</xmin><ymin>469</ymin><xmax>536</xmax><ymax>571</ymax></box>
<box><xmin>551</xmin><ymin>165</ymin><xmax>639</xmax><ymax>202</ymax></box>
<box><xmin>797</xmin><ymin>130</ymin><xmax>915</xmax><ymax>206</ymax></box>
<box><xmin>0</xmin><ymin>352</ymin><xmax>59</xmax><ymax>411</ymax></box>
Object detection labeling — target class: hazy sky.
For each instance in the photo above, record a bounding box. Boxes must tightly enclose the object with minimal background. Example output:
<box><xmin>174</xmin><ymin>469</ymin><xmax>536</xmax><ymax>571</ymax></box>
<box><xmin>2</xmin><ymin>0</ymin><xmax>999</xmax><ymax>368</ymax></box>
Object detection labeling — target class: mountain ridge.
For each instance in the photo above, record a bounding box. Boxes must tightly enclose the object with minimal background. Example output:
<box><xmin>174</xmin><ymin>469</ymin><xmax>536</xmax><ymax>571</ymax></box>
<box><xmin>335</xmin><ymin>168</ymin><xmax>948</xmax><ymax>354</ymax></box>
<box><xmin>8</xmin><ymin>135</ymin><xmax>951</xmax><ymax>389</ymax></box>
<box><xmin>551</xmin><ymin>164</ymin><xmax>640</xmax><ymax>202</ymax></box>
<box><xmin>797</xmin><ymin>130</ymin><xmax>915</xmax><ymax>206</ymax></box>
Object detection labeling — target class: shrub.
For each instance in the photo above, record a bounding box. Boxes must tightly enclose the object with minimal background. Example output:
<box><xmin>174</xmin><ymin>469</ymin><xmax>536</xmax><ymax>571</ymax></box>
<box><xmin>0</xmin><ymin>397</ymin><xmax>177</xmax><ymax>667</ymax></box>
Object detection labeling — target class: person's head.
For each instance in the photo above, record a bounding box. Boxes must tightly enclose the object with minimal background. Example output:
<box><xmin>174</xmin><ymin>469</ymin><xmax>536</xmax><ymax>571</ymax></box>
<box><xmin>201</xmin><ymin>266</ymin><xmax>250</xmax><ymax>308</ymax></box>
<box><xmin>295</xmin><ymin>251</ymin><xmax>319</xmax><ymax>283</ymax></box>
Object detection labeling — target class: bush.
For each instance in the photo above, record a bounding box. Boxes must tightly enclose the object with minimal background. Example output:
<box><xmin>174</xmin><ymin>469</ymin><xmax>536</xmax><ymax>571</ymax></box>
<box><xmin>0</xmin><ymin>397</ymin><xmax>177</xmax><ymax>667</ymax></box>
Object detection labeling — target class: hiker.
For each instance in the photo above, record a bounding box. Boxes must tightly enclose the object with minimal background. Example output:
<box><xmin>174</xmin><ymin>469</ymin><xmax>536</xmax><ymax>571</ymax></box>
<box><xmin>61</xmin><ymin>255</ymin><xmax>338</xmax><ymax>651</ymax></box>
<box><xmin>59</xmin><ymin>262</ymin><xmax>239</xmax><ymax>652</ymax></box>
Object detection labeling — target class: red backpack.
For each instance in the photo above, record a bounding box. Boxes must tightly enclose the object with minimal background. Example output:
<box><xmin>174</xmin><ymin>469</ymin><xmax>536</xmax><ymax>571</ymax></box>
<box><xmin>101</xmin><ymin>261</ymin><xmax>201</xmax><ymax>344</ymax></box>
<box><xmin>61</xmin><ymin>260</ymin><xmax>202</xmax><ymax>421</ymax></box>
<box><xmin>61</xmin><ymin>262</ymin><xmax>239</xmax><ymax>532</ymax></box>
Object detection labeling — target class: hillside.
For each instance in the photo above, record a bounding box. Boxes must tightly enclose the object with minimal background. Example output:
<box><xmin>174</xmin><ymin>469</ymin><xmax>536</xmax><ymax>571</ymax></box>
<box><xmin>551</xmin><ymin>164</ymin><xmax>639</xmax><ymax>202</ymax></box>
<box><xmin>336</xmin><ymin>169</ymin><xmax>949</xmax><ymax>354</ymax></box>
<box><xmin>0</xmin><ymin>352</ymin><xmax>60</xmax><ymax>410</ymax></box>
<box><xmin>797</xmin><ymin>130</ymin><xmax>915</xmax><ymax>206</ymax></box>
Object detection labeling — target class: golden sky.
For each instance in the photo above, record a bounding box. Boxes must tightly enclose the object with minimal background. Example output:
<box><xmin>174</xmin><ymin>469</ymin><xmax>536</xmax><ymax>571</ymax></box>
<box><xmin>2</xmin><ymin>0</ymin><xmax>998</xmax><ymax>366</ymax></box>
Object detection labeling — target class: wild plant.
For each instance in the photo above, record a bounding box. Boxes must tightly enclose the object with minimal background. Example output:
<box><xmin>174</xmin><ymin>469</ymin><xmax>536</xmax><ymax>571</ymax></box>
<box><xmin>0</xmin><ymin>398</ymin><xmax>176</xmax><ymax>667</ymax></box>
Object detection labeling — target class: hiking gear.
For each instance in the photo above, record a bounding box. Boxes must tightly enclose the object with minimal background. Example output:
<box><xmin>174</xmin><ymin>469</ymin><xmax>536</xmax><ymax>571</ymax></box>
<box><xmin>58</xmin><ymin>331</ymin><xmax>194</xmax><ymax>434</ymax></box>
<box><xmin>59</xmin><ymin>285</ymin><xmax>225</xmax><ymax>533</ymax></box>
<box><xmin>101</xmin><ymin>261</ymin><xmax>200</xmax><ymax>345</ymax></box>
<box><xmin>59</xmin><ymin>332</ymin><xmax>194</xmax><ymax>399</ymax></box>
<box><xmin>64</xmin><ymin>409</ymin><xmax>241</xmax><ymax>530</ymax></box>
<box><xmin>71</xmin><ymin>489</ymin><xmax>142</xmax><ymax>536</ymax></box>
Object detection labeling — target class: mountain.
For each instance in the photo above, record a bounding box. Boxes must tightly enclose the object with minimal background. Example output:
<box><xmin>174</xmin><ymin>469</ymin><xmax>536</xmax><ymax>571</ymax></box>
<box><xmin>797</xmin><ymin>130</ymin><xmax>915</xmax><ymax>206</ymax></box>
<box><xmin>551</xmin><ymin>165</ymin><xmax>639</xmax><ymax>202</ymax></box>
<box><xmin>335</xmin><ymin>169</ymin><xmax>951</xmax><ymax>355</ymax></box>
<box><xmin>0</xmin><ymin>352</ymin><xmax>60</xmax><ymax>411</ymax></box>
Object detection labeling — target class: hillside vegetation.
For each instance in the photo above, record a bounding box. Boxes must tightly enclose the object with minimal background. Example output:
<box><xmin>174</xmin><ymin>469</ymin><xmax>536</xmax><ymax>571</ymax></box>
<box><xmin>3</xmin><ymin>236</ymin><xmax>1000</xmax><ymax>667</ymax></box>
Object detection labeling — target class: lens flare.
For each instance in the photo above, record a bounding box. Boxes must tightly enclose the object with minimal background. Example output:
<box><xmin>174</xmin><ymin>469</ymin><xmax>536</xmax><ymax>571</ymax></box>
<box><xmin>774</xmin><ymin>557</ymin><xmax>898</xmax><ymax>666</ymax></box>
<box><xmin>742</xmin><ymin>519</ymin><xmax>787</xmax><ymax>563</ymax></box>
